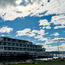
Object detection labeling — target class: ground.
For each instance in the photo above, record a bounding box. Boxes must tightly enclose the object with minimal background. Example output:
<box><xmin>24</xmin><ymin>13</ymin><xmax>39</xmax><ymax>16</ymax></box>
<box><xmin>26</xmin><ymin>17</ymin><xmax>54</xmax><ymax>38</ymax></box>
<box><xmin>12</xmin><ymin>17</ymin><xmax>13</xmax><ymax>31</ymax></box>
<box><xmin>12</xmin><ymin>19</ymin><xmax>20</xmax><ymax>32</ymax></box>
<box><xmin>9</xmin><ymin>60</ymin><xmax>65</xmax><ymax>65</ymax></box>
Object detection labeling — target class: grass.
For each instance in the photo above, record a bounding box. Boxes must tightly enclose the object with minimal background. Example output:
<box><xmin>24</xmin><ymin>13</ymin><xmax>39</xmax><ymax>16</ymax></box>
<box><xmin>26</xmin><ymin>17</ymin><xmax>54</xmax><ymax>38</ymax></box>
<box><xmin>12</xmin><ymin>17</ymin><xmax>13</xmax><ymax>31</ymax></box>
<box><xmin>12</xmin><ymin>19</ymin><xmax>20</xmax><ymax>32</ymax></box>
<box><xmin>10</xmin><ymin>60</ymin><xmax>65</xmax><ymax>65</ymax></box>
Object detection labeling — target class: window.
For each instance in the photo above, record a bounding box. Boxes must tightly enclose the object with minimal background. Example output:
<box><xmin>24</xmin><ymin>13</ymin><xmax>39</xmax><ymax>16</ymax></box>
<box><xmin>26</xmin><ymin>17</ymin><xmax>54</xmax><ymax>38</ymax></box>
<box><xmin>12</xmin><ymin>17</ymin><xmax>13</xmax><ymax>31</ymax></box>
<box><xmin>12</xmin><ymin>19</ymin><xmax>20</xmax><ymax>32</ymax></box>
<box><xmin>4</xmin><ymin>47</ymin><xmax>8</xmax><ymax>50</ymax></box>
<box><xmin>0</xmin><ymin>46</ymin><xmax>3</xmax><ymax>49</ymax></box>
<box><xmin>8</xmin><ymin>43</ymin><xmax>11</xmax><ymax>46</ymax></box>
<box><xmin>12</xmin><ymin>43</ymin><xmax>16</xmax><ymax>46</ymax></box>
<box><xmin>16</xmin><ymin>43</ymin><xmax>19</xmax><ymax>46</ymax></box>
<box><xmin>7</xmin><ymin>38</ymin><xmax>11</xmax><ymax>41</ymax></box>
<box><xmin>12</xmin><ymin>47</ymin><xmax>14</xmax><ymax>50</ymax></box>
<box><xmin>3</xmin><ymin>38</ymin><xmax>6</xmax><ymax>41</ymax></box>
<box><xmin>3</xmin><ymin>42</ymin><xmax>6</xmax><ymax>45</ymax></box>
<box><xmin>12</xmin><ymin>39</ymin><xmax>16</xmax><ymax>42</ymax></box>
<box><xmin>20</xmin><ymin>48</ymin><xmax>22</xmax><ymax>51</ymax></box>
<box><xmin>0</xmin><ymin>42</ymin><xmax>2</xmax><ymax>45</ymax></box>
<box><xmin>8</xmin><ymin>47</ymin><xmax>11</xmax><ymax>50</ymax></box>
<box><xmin>23</xmin><ymin>45</ymin><xmax>26</xmax><ymax>47</ymax></box>
<box><xmin>20</xmin><ymin>44</ymin><xmax>22</xmax><ymax>46</ymax></box>
<box><xmin>18</xmin><ymin>40</ymin><xmax>21</xmax><ymax>42</ymax></box>
<box><xmin>16</xmin><ymin>48</ymin><xmax>19</xmax><ymax>50</ymax></box>
<box><xmin>27</xmin><ymin>45</ymin><xmax>29</xmax><ymax>47</ymax></box>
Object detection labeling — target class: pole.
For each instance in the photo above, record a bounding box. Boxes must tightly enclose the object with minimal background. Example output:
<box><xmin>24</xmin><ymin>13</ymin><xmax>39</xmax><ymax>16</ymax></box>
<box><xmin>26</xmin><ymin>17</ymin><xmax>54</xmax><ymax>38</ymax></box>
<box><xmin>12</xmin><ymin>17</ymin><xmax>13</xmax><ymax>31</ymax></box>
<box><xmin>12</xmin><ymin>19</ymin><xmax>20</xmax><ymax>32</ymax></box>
<box><xmin>57</xmin><ymin>42</ymin><xmax>59</xmax><ymax>57</ymax></box>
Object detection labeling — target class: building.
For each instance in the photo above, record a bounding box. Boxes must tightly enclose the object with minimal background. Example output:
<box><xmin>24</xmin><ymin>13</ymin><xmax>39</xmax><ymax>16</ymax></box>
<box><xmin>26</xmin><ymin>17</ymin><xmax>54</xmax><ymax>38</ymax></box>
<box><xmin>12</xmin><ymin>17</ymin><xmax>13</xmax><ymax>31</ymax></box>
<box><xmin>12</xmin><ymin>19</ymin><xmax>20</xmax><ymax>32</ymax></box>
<box><xmin>0</xmin><ymin>36</ymin><xmax>45</xmax><ymax>60</ymax></box>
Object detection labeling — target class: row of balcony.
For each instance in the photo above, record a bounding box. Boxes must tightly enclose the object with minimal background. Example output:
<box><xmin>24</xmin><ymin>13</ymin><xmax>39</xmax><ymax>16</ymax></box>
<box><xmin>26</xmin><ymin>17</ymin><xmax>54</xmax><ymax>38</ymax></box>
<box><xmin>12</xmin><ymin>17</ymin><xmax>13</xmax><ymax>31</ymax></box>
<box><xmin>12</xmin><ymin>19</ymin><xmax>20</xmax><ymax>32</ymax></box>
<box><xmin>3</xmin><ymin>46</ymin><xmax>43</xmax><ymax>52</ymax></box>
<box><xmin>0</xmin><ymin>42</ymin><xmax>42</xmax><ymax>49</ymax></box>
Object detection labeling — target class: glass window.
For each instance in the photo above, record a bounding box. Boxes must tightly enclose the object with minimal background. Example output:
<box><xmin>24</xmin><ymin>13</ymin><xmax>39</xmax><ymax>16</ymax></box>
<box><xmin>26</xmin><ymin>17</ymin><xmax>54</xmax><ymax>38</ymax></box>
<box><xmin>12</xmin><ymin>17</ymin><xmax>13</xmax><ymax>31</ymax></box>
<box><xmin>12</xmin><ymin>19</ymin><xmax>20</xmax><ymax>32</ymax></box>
<box><xmin>7</xmin><ymin>38</ymin><xmax>11</xmax><ymax>41</ymax></box>
<box><xmin>12</xmin><ymin>43</ymin><xmax>16</xmax><ymax>46</ymax></box>
<box><xmin>16</xmin><ymin>47</ymin><xmax>18</xmax><ymax>50</ymax></box>
<box><xmin>20</xmin><ymin>48</ymin><xmax>22</xmax><ymax>51</ymax></box>
<box><xmin>8</xmin><ymin>47</ymin><xmax>11</xmax><ymax>50</ymax></box>
<box><xmin>18</xmin><ymin>40</ymin><xmax>21</xmax><ymax>42</ymax></box>
<box><xmin>20</xmin><ymin>44</ymin><xmax>22</xmax><ymax>46</ymax></box>
<box><xmin>16</xmin><ymin>43</ymin><xmax>19</xmax><ymax>46</ymax></box>
<box><xmin>0</xmin><ymin>42</ymin><xmax>2</xmax><ymax>45</ymax></box>
<box><xmin>0</xmin><ymin>46</ymin><xmax>3</xmax><ymax>49</ymax></box>
<box><xmin>27</xmin><ymin>45</ymin><xmax>29</xmax><ymax>47</ymax></box>
<box><xmin>24</xmin><ymin>45</ymin><xmax>26</xmax><ymax>47</ymax></box>
<box><xmin>12</xmin><ymin>39</ymin><xmax>16</xmax><ymax>42</ymax></box>
<box><xmin>3</xmin><ymin>42</ymin><xmax>6</xmax><ymax>45</ymax></box>
<box><xmin>8</xmin><ymin>43</ymin><xmax>11</xmax><ymax>46</ymax></box>
<box><xmin>3</xmin><ymin>38</ymin><xmax>6</xmax><ymax>41</ymax></box>
<box><xmin>4</xmin><ymin>47</ymin><xmax>8</xmax><ymax>50</ymax></box>
<box><xmin>12</xmin><ymin>47</ymin><xmax>15</xmax><ymax>50</ymax></box>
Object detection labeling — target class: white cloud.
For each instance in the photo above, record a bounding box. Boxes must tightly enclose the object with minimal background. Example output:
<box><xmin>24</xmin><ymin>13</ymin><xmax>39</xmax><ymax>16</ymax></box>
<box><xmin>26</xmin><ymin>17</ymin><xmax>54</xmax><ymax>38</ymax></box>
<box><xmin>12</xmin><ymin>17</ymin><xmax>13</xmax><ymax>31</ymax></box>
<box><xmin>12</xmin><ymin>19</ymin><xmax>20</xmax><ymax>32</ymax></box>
<box><xmin>51</xmin><ymin>15</ymin><xmax>65</xmax><ymax>25</ymax></box>
<box><xmin>39</xmin><ymin>19</ymin><xmax>51</xmax><ymax>29</ymax></box>
<box><xmin>32</xmin><ymin>29</ymin><xmax>48</xmax><ymax>41</ymax></box>
<box><xmin>54</xmin><ymin>33</ymin><xmax>59</xmax><ymax>36</ymax></box>
<box><xmin>41</xmin><ymin>41</ymin><xmax>65</xmax><ymax>51</ymax></box>
<box><xmin>52</xmin><ymin>38</ymin><xmax>65</xmax><ymax>42</ymax></box>
<box><xmin>45</xmin><ymin>37</ymin><xmax>65</xmax><ymax>45</ymax></box>
<box><xmin>0</xmin><ymin>0</ymin><xmax>16</xmax><ymax>8</ymax></box>
<box><xmin>0</xmin><ymin>26</ymin><xmax>13</xmax><ymax>34</ymax></box>
<box><xmin>16</xmin><ymin>28</ymin><xmax>48</xmax><ymax>41</ymax></box>
<box><xmin>35</xmin><ymin>35</ymin><xmax>48</xmax><ymax>41</ymax></box>
<box><xmin>51</xmin><ymin>32</ymin><xmax>59</xmax><ymax>36</ymax></box>
<box><xmin>16</xmin><ymin>28</ymin><xmax>45</xmax><ymax>37</ymax></box>
<box><xmin>44</xmin><ymin>44</ymin><xmax>58</xmax><ymax>51</ymax></box>
<box><xmin>16</xmin><ymin>28</ymin><xmax>35</xmax><ymax>37</ymax></box>
<box><xmin>45</xmin><ymin>26</ymin><xmax>51</xmax><ymax>29</ymax></box>
<box><xmin>50</xmin><ymin>14</ymin><xmax>65</xmax><ymax>29</ymax></box>
<box><xmin>59</xmin><ymin>43</ymin><xmax>65</xmax><ymax>51</ymax></box>
<box><xmin>0</xmin><ymin>0</ymin><xmax>65</xmax><ymax>20</ymax></box>
<box><xmin>32</xmin><ymin>29</ymin><xmax>45</xmax><ymax>35</ymax></box>
<box><xmin>39</xmin><ymin>19</ymin><xmax>50</xmax><ymax>26</ymax></box>
<box><xmin>54</xmin><ymin>25</ymin><xmax>65</xmax><ymax>29</ymax></box>
<box><xmin>35</xmin><ymin>37</ymin><xmax>65</xmax><ymax>51</ymax></box>
<box><xmin>44</xmin><ymin>43</ymin><xmax>65</xmax><ymax>51</ymax></box>
<box><xmin>1</xmin><ymin>35</ymin><xmax>6</xmax><ymax>37</ymax></box>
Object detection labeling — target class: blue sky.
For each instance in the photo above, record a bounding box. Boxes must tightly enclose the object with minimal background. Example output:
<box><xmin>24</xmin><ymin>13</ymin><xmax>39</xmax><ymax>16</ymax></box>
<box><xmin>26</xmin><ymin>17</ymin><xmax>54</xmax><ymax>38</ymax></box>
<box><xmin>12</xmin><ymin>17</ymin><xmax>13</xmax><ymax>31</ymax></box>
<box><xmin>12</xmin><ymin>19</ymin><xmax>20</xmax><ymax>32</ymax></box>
<box><xmin>0</xmin><ymin>0</ymin><xmax>65</xmax><ymax>51</ymax></box>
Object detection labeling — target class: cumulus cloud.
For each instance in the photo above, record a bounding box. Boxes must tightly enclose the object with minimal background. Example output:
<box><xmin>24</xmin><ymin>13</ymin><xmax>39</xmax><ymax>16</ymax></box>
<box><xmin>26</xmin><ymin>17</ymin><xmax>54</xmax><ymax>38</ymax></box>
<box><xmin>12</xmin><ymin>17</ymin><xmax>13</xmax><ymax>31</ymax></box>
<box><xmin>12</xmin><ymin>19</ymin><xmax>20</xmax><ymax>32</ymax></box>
<box><xmin>35</xmin><ymin>35</ymin><xmax>48</xmax><ymax>41</ymax></box>
<box><xmin>44</xmin><ymin>44</ymin><xmax>58</xmax><ymax>51</ymax></box>
<box><xmin>51</xmin><ymin>32</ymin><xmax>59</xmax><ymax>36</ymax></box>
<box><xmin>44</xmin><ymin>43</ymin><xmax>65</xmax><ymax>51</ymax></box>
<box><xmin>0</xmin><ymin>0</ymin><xmax>17</xmax><ymax>7</ymax></box>
<box><xmin>39</xmin><ymin>19</ymin><xmax>50</xmax><ymax>26</ymax></box>
<box><xmin>32</xmin><ymin>29</ymin><xmax>48</xmax><ymax>41</ymax></box>
<box><xmin>43</xmin><ymin>37</ymin><xmax>65</xmax><ymax>51</ymax></box>
<box><xmin>45</xmin><ymin>37</ymin><xmax>65</xmax><ymax>45</ymax></box>
<box><xmin>50</xmin><ymin>14</ymin><xmax>65</xmax><ymax>30</ymax></box>
<box><xmin>16</xmin><ymin>28</ymin><xmax>48</xmax><ymax>41</ymax></box>
<box><xmin>0</xmin><ymin>0</ymin><xmax>65</xmax><ymax>20</ymax></box>
<box><xmin>16</xmin><ymin>28</ymin><xmax>35</xmax><ymax>37</ymax></box>
<box><xmin>16</xmin><ymin>29</ymin><xmax>45</xmax><ymax>37</ymax></box>
<box><xmin>59</xmin><ymin>43</ymin><xmax>65</xmax><ymax>51</ymax></box>
<box><xmin>0</xmin><ymin>34</ymin><xmax>9</xmax><ymax>37</ymax></box>
<box><xmin>46</xmin><ymin>38</ymin><xmax>65</xmax><ymax>51</ymax></box>
<box><xmin>0</xmin><ymin>26</ymin><xmax>13</xmax><ymax>34</ymax></box>
<box><xmin>39</xmin><ymin>19</ymin><xmax>51</xmax><ymax>29</ymax></box>
<box><xmin>32</xmin><ymin>29</ymin><xmax>45</xmax><ymax>36</ymax></box>
<box><xmin>51</xmin><ymin>15</ymin><xmax>65</xmax><ymax>25</ymax></box>
<box><xmin>52</xmin><ymin>38</ymin><xmax>65</xmax><ymax>42</ymax></box>
<box><xmin>54</xmin><ymin>25</ymin><xmax>65</xmax><ymax>29</ymax></box>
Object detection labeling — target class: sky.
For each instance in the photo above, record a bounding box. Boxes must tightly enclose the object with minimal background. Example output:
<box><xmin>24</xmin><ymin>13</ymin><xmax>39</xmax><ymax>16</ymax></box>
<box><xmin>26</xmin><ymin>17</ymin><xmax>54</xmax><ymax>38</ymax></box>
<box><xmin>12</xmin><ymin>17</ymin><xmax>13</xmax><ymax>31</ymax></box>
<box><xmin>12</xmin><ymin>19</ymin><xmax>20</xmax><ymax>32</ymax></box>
<box><xmin>0</xmin><ymin>0</ymin><xmax>65</xmax><ymax>51</ymax></box>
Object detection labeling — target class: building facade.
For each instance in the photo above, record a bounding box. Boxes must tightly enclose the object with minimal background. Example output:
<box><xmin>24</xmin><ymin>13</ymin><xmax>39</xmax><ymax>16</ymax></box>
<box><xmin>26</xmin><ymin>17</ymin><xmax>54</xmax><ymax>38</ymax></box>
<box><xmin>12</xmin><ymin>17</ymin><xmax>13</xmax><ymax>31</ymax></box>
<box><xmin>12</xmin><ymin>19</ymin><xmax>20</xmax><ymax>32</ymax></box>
<box><xmin>0</xmin><ymin>36</ymin><xmax>45</xmax><ymax>59</ymax></box>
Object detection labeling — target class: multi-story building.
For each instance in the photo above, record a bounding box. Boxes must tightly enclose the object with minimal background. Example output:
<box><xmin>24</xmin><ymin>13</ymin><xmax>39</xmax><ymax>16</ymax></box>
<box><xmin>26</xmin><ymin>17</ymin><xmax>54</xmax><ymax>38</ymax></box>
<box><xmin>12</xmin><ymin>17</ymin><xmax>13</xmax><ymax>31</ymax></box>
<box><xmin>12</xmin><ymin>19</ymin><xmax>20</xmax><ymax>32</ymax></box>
<box><xmin>0</xmin><ymin>36</ymin><xmax>45</xmax><ymax>60</ymax></box>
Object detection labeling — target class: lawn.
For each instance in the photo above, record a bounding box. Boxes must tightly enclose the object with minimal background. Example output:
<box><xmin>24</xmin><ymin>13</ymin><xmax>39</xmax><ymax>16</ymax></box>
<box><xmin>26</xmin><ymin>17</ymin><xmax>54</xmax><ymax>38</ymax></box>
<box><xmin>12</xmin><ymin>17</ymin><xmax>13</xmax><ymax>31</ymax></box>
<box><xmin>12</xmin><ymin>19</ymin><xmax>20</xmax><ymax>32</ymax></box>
<box><xmin>10</xmin><ymin>60</ymin><xmax>65</xmax><ymax>65</ymax></box>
